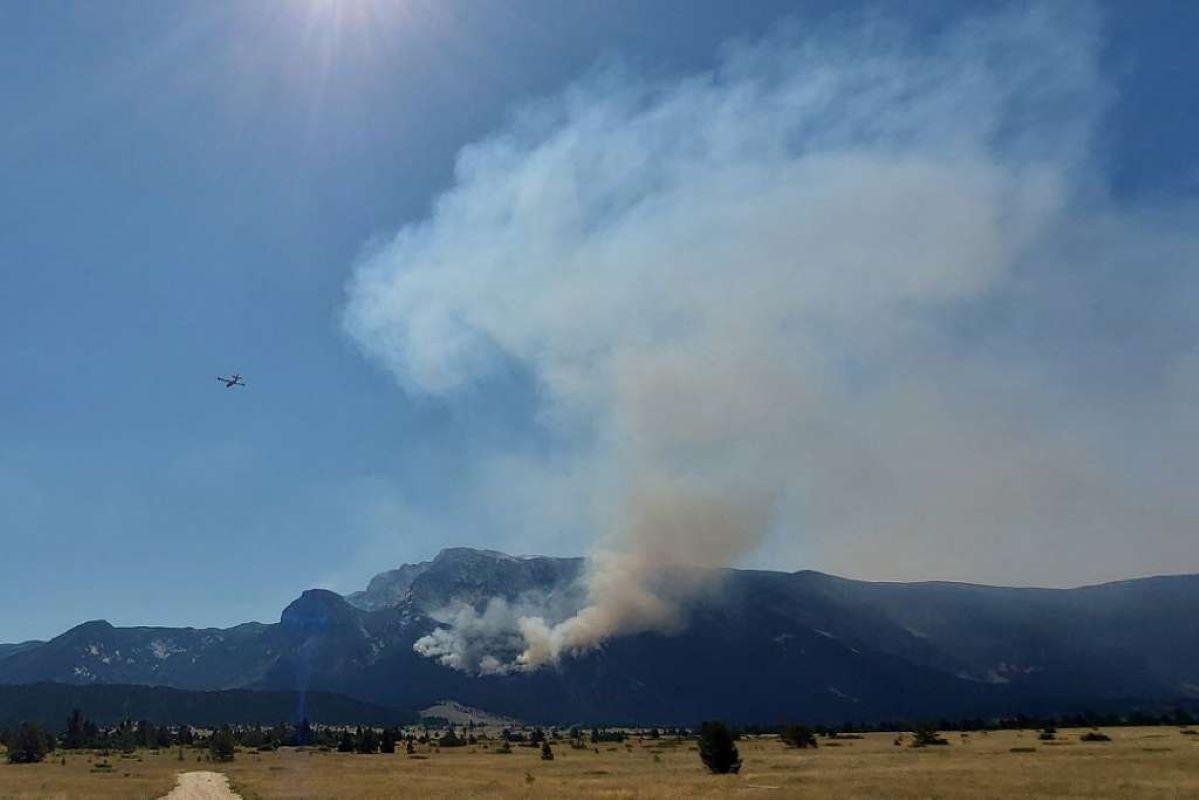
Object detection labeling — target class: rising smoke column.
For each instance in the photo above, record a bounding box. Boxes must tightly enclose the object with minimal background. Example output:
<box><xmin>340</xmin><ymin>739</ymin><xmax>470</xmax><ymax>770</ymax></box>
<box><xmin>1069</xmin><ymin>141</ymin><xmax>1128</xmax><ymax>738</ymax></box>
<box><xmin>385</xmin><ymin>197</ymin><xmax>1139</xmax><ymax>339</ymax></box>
<box><xmin>344</xmin><ymin>6</ymin><xmax>1199</xmax><ymax>672</ymax></box>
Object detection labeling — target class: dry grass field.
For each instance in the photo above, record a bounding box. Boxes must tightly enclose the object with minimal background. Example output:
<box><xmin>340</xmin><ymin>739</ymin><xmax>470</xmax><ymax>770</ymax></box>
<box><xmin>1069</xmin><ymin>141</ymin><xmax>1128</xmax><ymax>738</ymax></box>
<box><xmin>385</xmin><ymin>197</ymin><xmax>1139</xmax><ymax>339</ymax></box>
<box><xmin>2</xmin><ymin>727</ymin><xmax>1198</xmax><ymax>799</ymax></box>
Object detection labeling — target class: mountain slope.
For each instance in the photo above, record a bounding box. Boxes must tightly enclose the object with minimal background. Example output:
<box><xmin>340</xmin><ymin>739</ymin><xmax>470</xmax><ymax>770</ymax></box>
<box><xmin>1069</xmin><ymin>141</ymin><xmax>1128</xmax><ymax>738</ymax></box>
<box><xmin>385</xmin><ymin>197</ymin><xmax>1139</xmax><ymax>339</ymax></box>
<box><xmin>2</xmin><ymin>549</ymin><xmax>1196</xmax><ymax>724</ymax></box>
<box><xmin>0</xmin><ymin>620</ymin><xmax>275</xmax><ymax>689</ymax></box>
<box><xmin>0</xmin><ymin>640</ymin><xmax>43</xmax><ymax>661</ymax></box>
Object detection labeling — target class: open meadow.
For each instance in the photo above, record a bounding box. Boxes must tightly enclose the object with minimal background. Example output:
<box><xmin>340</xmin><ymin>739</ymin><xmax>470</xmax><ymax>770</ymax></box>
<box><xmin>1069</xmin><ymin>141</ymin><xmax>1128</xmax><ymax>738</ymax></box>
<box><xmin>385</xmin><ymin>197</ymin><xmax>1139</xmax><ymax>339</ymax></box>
<box><xmin>2</xmin><ymin>727</ymin><xmax>1198</xmax><ymax>800</ymax></box>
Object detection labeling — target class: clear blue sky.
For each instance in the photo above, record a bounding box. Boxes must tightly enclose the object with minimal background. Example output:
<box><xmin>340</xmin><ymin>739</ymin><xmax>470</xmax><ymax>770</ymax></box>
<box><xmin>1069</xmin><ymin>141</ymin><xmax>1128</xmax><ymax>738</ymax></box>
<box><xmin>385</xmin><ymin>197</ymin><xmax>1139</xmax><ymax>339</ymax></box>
<box><xmin>2</xmin><ymin>1</ymin><xmax>1198</xmax><ymax>642</ymax></box>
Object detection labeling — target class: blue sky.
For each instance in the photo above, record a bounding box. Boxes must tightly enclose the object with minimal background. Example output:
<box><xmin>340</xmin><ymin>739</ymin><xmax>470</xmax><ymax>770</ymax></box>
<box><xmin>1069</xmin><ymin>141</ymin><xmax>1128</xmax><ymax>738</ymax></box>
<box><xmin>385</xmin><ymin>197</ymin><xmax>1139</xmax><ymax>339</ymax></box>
<box><xmin>2</xmin><ymin>1</ymin><xmax>1198</xmax><ymax>643</ymax></box>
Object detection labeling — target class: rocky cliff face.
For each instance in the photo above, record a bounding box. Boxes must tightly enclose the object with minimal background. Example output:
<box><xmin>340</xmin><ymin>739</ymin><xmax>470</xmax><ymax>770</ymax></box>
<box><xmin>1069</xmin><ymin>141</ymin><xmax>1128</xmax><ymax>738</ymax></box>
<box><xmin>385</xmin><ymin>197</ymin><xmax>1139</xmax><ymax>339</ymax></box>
<box><xmin>2</xmin><ymin>548</ymin><xmax>1196</xmax><ymax>724</ymax></box>
<box><xmin>346</xmin><ymin>548</ymin><xmax>584</xmax><ymax>612</ymax></box>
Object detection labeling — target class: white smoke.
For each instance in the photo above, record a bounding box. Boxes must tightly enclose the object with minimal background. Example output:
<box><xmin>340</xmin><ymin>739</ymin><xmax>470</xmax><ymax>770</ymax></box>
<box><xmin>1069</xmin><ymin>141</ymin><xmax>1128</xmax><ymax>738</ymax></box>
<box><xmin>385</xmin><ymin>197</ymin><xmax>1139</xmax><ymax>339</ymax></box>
<box><xmin>347</xmin><ymin>6</ymin><xmax>1199</xmax><ymax>671</ymax></box>
<box><xmin>413</xmin><ymin>598</ymin><xmax>530</xmax><ymax>675</ymax></box>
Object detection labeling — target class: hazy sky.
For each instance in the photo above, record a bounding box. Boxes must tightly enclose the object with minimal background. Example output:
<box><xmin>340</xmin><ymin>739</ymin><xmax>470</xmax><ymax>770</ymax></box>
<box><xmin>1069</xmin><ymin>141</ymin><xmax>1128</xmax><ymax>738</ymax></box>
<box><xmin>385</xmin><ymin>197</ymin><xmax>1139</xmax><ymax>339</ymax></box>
<box><xmin>2</xmin><ymin>1</ymin><xmax>1198</xmax><ymax>643</ymax></box>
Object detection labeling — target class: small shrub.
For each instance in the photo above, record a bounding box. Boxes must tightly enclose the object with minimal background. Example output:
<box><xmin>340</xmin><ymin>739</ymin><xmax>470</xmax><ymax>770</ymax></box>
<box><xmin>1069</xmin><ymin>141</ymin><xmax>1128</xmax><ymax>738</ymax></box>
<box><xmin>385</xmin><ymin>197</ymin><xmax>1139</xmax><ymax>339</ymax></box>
<box><xmin>780</xmin><ymin>725</ymin><xmax>818</xmax><ymax>749</ymax></box>
<box><xmin>911</xmin><ymin>724</ymin><xmax>948</xmax><ymax>747</ymax></box>
<box><xmin>6</xmin><ymin>723</ymin><xmax>52</xmax><ymax>764</ymax></box>
<box><xmin>697</xmin><ymin>721</ymin><xmax>741</xmax><ymax>775</ymax></box>
<box><xmin>1080</xmin><ymin>731</ymin><xmax>1111</xmax><ymax>742</ymax></box>
<box><xmin>439</xmin><ymin>730</ymin><xmax>466</xmax><ymax>748</ymax></box>
<box><xmin>540</xmin><ymin>741</ymin><xmax>554</xmax><ymax>761</ymax></box>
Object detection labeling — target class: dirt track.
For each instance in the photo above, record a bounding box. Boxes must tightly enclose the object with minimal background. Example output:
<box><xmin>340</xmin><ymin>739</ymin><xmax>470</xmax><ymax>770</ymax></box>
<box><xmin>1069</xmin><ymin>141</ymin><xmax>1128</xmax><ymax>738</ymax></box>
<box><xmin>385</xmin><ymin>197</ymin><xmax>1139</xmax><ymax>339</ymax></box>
<box><xmin>158</xmin><ymin>771</ymin><xmax>242</xmax><ymax>800</ymax></box>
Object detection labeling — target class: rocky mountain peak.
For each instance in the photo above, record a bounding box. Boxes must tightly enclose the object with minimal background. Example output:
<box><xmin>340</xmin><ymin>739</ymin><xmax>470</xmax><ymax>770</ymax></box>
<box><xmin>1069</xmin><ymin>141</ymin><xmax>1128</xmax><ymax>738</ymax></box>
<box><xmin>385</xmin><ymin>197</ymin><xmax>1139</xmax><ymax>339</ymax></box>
<box><xmin>63</xmin><ymin>620</ymin><xmax>116</xmax><ymax>638</ymax></box>
<box><xmin>346</xmin><ymin>547</ymin><xmax>585</xmax><ymax>612</ymax></box>
<box><xmin>280</xmin><ymin>589</ymin><xmax>358</xmax><ymax>634</ymax></box>
<box><xmin>432</xmin><ymin>547</ymin><xmax>521</xmax><ymax>564</ymax></box>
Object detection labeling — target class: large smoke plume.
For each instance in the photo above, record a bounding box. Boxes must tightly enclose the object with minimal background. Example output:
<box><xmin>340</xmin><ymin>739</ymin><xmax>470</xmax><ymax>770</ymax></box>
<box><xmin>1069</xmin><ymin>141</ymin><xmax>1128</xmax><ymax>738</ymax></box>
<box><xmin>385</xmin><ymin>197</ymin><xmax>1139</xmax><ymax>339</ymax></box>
<box><xmin>345</xmin><ymin>6</ymin><xmax>1199</xmax><ymax>672</ymax></box>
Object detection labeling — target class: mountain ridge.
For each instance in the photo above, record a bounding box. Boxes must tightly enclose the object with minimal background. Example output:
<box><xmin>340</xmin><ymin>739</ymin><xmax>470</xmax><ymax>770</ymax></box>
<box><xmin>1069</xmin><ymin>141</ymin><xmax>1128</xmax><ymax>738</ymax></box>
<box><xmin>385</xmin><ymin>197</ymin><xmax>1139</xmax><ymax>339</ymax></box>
<box><xmin>2</xmin><ymin>548</ymin><xmax>1196</xmax><ymax>724</ymax></box>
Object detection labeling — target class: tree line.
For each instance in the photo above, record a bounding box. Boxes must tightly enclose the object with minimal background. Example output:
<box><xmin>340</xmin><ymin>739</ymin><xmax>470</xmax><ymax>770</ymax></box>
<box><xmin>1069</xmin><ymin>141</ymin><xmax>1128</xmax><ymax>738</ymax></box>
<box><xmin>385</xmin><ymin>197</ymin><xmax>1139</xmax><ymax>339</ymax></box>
<box><xmin>1</xmin><ymin>710</ymin><xmax>561</xmax><ymax>764</ymax></box>
<box><xmin>6</xmin><ymin>705</ymin><xmax>1195</xmax><ymax>768</ymax></box>
<box><xmin>732</xmin><ymin>706</ymin><xmax>1197</xmax><ymax>737</ymax></box>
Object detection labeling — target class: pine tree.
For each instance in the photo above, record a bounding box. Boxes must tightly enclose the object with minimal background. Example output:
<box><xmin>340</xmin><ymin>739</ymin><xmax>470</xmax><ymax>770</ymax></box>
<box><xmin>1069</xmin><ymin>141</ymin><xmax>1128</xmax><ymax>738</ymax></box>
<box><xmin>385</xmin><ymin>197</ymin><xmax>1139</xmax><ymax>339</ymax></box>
<box><xmin>540</xmin><ymin>740</ymin><xmax>554</xmax><ymax>761</ymax></box>
<box><xmin>114</xmin><ymin>719</ymin><xmax>136</xmax><ymax>754</ymax></box>
<box><xmin>155</xmin><ymin>725</ymin><xmax>174</xmax><ymax>749</ymax></box>
<box><xmin>355</xmin><ymin>727</ymin><xmax>380</xmax><ymax>754</ymax></box>
<box><xmin>135</xmin><ymin>720</ymin><xmax>154</xmax><ymax>749</ymax></box>
<box><xmin>296</xmin><ymin>718</ymin><xmax>313</xmax><ymax>747</ymax></box>
<box><xmin>209</xmin><ymin>726</ymin><xmax>236</xmax><ymax>763</ymax></box>
<box><xmin>63</xmin><ymin>709</ymin><xmax>88</xmax><ymax>750</ymax></box>
<box><xmin>697</xmin><ymin>721</ymin><xmax>741</xmax><ymax>774</ymax></box>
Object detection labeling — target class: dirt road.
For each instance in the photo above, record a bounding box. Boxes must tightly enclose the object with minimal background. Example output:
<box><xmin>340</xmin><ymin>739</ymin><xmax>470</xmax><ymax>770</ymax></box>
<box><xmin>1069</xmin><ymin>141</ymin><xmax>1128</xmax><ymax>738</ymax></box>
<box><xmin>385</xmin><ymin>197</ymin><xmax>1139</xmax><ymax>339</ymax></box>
<box><xmin>158</xmin><ymin>771</ymin><xmax>243</xmax><ymax>800</ymax></box>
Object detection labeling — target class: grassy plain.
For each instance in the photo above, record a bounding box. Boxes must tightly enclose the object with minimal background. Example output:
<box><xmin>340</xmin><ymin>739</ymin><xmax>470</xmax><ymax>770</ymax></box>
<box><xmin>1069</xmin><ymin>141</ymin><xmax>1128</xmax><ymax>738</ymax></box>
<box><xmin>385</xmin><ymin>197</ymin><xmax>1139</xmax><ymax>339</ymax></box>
<box><xmin>2</xmin><ymin>727</ymin><xmax>1198</xmax><ymax>799</ymax></box>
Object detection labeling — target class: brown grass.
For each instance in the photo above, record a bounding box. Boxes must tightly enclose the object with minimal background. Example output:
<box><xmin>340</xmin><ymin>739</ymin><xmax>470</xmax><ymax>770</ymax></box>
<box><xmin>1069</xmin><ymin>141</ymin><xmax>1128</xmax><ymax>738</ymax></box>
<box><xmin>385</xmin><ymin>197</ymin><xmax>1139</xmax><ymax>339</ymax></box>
<box><xmin>3</xmin><ymin>727</ymin><xmax>1198</xmax><ymax>799</ymax></box>
<box><xmin>0</xmin><ymin>750</ymin><xmax>180</xmax><ymax>800</ymax></box>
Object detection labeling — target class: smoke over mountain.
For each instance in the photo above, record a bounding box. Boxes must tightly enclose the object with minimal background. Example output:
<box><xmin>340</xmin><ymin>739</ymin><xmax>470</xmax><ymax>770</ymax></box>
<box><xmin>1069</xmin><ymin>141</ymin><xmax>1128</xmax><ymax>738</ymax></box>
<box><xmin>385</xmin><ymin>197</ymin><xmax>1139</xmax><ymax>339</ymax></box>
<box><xmin>344</xmin><ymin>6</ymin><xmax>1199</xmax><ymax>672</ymax></box>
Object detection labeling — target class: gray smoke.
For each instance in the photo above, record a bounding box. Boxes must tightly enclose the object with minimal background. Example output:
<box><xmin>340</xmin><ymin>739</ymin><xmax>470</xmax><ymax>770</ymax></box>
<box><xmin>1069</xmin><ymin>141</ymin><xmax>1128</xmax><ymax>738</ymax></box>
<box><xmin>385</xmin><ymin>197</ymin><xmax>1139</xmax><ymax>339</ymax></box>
<box><xmin>346</xmin><ymin>6</ymin><xmax>1199</xmax><ymax>672</ymax></box>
